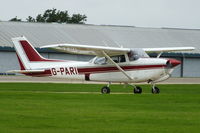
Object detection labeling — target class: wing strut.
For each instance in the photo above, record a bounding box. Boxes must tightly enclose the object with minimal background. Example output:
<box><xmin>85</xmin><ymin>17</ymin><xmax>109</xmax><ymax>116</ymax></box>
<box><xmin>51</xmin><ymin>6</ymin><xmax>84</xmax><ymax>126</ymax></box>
<box><xmin>102</xmin><ymin>51</ymin><xmax>133</xmax><ymax>80</ymax></box>
<box><xmin>157</xmin><ymin>52</ymin><xmax>163</xmax><ymax>58</ymax></box>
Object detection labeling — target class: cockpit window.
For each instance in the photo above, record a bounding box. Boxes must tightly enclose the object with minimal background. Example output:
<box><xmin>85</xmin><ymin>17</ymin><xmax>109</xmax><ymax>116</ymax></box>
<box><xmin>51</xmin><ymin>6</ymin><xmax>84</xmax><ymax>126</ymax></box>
<box><xmin>94</xmin><ymin>57</ymin><xmax>107</xmax><ymax>64</ymax></box>
<box><xmin>111</xmin><ymin>55</ymin><xmax>126</xmax><ymax>63</ymax></box>
<box><xmin>94</xmin><ymin>55</ymin><xmax>126</xmax><ymax>65</ymax></box>
<box><xmin>128</xmin><ymin>49</ymin><xmax>149</xmax><ymax>61</ymax></box>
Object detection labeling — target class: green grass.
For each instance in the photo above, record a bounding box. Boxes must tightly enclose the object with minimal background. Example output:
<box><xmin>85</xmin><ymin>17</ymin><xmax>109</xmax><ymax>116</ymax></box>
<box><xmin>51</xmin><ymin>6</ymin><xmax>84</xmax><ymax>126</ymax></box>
<box><xmin>0</xmin><ymin>83</ymin><xmax>200</xmax><ymax>133</ymax></box>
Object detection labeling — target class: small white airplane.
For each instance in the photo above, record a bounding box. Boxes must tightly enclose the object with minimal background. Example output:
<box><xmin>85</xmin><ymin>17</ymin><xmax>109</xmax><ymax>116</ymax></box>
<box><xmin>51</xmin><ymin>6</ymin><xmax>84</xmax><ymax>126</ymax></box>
<box><xmin>8</xmin><ymin>36</ymin><xmax>195</xmax><ymax>94</ymax></box>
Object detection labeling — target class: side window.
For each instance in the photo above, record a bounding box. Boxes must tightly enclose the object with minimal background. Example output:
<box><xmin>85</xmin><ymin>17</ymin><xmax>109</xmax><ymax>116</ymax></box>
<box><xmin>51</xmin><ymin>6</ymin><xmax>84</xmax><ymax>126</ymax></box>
<box><xmin>119</xmin><ymin>55</ymin><xmax>126</xmax><ymax>62</ymax></box>
<box><xmin>94</xmin><ymin>57</ymin><xmax>107</xmax><ymax>65</ymax></box>
<box><xmin>94</xmin><ymin>55</ymin><xmax>126</xmax><ymax>64</ymax></box>
<box><xmin>111</xmin><ymin>55</ymin><xmax>126</xmax><ymax>63</ymax></box>
<box><xmin>111</xmin><ymin>56</ymin><xmax>118</xmax><ymax>63</ymax></box>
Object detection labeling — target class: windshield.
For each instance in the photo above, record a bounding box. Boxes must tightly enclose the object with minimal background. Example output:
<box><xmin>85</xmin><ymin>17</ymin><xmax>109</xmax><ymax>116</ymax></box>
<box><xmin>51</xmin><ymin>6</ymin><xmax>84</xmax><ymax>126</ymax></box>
<box><xmin>128</xmin><ymin>49</ymin><xmax>149</xmax><ymax>61</ymax></box>
<box><xmin>110</xmin><ymin>55</ymin><xmax>126</xmax><ymax>63</ymax></box>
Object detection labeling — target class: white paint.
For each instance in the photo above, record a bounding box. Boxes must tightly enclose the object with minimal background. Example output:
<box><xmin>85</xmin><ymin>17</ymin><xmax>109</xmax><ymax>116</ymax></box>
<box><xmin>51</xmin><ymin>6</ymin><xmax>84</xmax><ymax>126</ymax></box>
<box><xmin>10</xmin><ymin>36</ymin><xmax>183</xmax><ymax>84</ymax></box>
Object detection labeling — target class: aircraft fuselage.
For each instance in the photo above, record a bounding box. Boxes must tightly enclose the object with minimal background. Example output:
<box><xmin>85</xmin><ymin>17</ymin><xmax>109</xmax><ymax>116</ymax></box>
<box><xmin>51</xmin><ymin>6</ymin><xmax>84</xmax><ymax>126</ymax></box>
<box><xmin>25</xmin><ymin>57</ymin><xmax>179</xmax><ymax>83</ymax></box>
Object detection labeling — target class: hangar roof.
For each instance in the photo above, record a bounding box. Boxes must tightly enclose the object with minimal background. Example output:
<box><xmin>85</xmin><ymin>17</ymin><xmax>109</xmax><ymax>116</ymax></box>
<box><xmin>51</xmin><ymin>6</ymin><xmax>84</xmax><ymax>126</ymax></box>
<box><xmin>0</xmin><ymin>21</ymin><xmax>200</xmax><ymax>53</ymax></box>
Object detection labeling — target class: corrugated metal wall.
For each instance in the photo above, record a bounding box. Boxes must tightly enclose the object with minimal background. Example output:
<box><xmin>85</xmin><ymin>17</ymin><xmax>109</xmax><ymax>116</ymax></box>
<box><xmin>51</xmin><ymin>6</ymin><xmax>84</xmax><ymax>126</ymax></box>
<box><xmin>183</xmin><ymin>58</ymin><xmax>200</xmax><ymax>77</ymax></box>
<box><xmin>0</xmin><ymin>52</ymin><xmax>18</xmax><ymax>72</ymax></box>
<box><xmin>0</xmin><ymin>22</ymin><xmax>200</xmax><ymax>53</ymax></box>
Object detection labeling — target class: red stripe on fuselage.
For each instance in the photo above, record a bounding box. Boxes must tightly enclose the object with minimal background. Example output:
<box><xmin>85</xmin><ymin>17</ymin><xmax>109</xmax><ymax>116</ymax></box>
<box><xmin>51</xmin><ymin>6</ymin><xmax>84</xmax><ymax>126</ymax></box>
<box><xmin>24</xmin><ymin>65</ymin><xmax>165</xmax><ymax>77</ymax></box>
<box><xmin>78</xmin><ymin>65</ymin><xmax>166</xmax><ymax>74</ymax></box>
<box><xmin>19</xmin><ymin>40</ymin><xmax>65</xmax><ymax>62</ymax></box>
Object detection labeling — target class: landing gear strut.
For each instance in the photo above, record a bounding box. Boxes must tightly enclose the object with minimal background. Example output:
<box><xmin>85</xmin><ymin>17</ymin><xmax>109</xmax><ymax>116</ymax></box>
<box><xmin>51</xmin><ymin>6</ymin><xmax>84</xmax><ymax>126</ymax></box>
<box><xmin>151</xmin><ymin>83</ymin><xmax>160</xmax><ymax>94</ymax></box>
<box><xmin>101</xmin><ymin>82</ymin><xmax>111</xmax><ymax>94</ymax></box>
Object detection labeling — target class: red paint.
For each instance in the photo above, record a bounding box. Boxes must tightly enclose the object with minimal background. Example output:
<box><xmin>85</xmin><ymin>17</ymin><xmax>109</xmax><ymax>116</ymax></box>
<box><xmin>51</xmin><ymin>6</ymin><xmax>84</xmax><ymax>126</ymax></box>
<box><xmin>167</xmin><ymin>59</ymin><xmax>181</xmax><ymax>67</ymax></box>
<box><xmin>24</xmin><ymin>69</ymin><xmax>52</xmax><ymax>77</ymax></box>
<box><xmin>16</xmin><ymin>53</ymin><xmax>25</xmax><ymax>70</ymax></box>
<box><xmin>78</xmin><ymin>65</ymin><xmax>166</xmax><ymax>74</ymax></box>
<box><xmin>19</xmin><ymin>40</ymin><xmax>65</xmax><ymax>62</ymax></box>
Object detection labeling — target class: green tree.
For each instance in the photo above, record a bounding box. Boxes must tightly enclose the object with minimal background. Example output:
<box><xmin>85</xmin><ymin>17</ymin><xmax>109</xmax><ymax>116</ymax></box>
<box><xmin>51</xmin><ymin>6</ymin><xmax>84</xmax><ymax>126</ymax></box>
<box><xmin>69</xmin><ymin>14</ymin><xmax>87</xmax><ymax>24</ymax></box>
<box><xmin>26</xmin><ymin>16</ymin><xmax>35</xmax><ymax>22</ymax></box>
<box><xmin>9</xmin><ymin>16</ymin><xmax>21</xmax><ymax>21</ymax></box>
<box><xmin>36</xmin><ymin>14</ymin><xmax>45</xmax><ymax>22</ymax></box>
<box><xmin>56</xmin><ymin>10</ymin><xmax>70</xmax><ymax>23</ymax></box>
<box><xmin>25</xmin><ymin>8</ymin><xmax>87</xmax><ymax>24</ymax></box>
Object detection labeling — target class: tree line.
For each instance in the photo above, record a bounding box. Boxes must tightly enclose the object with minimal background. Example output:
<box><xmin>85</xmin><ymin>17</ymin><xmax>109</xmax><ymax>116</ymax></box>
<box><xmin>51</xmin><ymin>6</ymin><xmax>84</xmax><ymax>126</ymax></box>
<box><xmin>9</xmin><ymin>8</ymin><xmax>87</xmax><ymax>24</ymax></box>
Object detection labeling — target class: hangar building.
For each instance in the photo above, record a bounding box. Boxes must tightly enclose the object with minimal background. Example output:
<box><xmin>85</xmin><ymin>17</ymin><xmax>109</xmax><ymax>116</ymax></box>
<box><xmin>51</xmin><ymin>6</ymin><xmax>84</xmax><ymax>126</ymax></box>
<box><xmin>0</xmin><ymin>21</ymin><xmax>200</xmax><ymax>77</ymax></box>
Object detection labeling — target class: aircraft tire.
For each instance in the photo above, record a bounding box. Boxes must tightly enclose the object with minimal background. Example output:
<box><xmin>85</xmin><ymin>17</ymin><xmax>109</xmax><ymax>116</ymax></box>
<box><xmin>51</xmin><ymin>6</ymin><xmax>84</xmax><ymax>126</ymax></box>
<box><xmin>152</xmin><ymin>86</ymin><xmax>160</xmax><ymax>94</ymax></box>
<box><xmin>101</xmin><ymin>86</ymin><xmax>110</xmax><ymax>94</ymax></box>
<box><xmin>133</xmin><ymin>86</ymin><xmax>142</xmax><ymax>94</ymax></box>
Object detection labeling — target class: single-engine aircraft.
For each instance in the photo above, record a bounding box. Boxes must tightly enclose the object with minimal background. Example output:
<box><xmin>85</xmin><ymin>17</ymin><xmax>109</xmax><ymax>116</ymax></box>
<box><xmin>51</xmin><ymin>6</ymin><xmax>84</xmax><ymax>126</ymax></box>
<box><xmin>8</xmin><ymin>36</ymin><xmax>195</xmax><ymax>94</ymax></box>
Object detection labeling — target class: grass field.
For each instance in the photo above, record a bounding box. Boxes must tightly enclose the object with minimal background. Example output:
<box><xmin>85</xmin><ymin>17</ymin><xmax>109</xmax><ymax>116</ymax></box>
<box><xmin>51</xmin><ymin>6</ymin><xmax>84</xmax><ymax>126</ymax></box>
<box><xmin>0</xmin><ymin>83</ymin><xmax>200</xmax><ymax>133</ymax></box>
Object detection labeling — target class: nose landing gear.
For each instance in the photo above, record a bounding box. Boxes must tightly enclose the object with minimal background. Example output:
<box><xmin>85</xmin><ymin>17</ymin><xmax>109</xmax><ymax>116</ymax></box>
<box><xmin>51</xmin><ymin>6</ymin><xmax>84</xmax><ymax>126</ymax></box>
<box><xmin>152</xmin><ymin>87</ymin><xmax>160</xmax><ymax>94</ymax></box>
<box><xmin>151</xmin><ymin>83</ymin><xmax>160</xmax><ymax>94</ymax></box>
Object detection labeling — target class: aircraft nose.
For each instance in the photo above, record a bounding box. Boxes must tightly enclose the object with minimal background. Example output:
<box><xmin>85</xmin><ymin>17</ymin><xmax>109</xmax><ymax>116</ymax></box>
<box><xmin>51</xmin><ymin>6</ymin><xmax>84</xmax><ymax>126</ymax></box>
<box><xmin>166</xmin><ymin>59</ymin><xmax>181</xmax><ymax>67</ymax></box>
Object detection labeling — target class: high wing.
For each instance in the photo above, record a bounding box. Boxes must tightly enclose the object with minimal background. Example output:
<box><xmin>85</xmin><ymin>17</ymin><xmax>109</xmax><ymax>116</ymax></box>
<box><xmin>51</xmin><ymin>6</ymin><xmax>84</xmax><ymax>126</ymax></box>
<box><xmin>41</xmin><ymin>44</ymin><xmax>130</xmax><ymax>56</ymax></box>
<box><xmin>144</xmin><ymin>47</ymin><xmax>195</xmax><ymax>53</ymax></box>
<box><xmin>41</xmin><ymin>43</ymin><xmax>195</xmax><ymax>56</ymax></box>
<box><xmin>41</xmin><ymin>44</ymin><xmax>194</xmax><ymax>81</ymax></box>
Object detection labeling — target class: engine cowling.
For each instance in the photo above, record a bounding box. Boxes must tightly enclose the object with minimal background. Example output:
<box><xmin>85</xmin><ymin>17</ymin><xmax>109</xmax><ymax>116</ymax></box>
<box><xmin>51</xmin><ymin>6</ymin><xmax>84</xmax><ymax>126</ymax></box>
<box><xmin>166</xmin><ymin>59</ymin><xmax>181</xmax><ymax>68</ymax></box>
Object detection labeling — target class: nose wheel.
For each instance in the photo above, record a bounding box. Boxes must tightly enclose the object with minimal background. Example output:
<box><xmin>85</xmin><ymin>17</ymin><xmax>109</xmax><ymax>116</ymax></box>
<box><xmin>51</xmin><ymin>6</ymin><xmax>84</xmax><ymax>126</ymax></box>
<box><xmin>151</xmin><ymin>83</ymin><xmax>160</xmax><ymax>94</ymax></box>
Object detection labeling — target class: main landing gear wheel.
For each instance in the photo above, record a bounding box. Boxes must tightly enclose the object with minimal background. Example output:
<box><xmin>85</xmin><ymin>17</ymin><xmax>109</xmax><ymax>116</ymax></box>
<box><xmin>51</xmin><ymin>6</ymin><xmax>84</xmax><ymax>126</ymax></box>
<box><xmin>101</xmin><ymin>86</ymin><xmax>110</xmax><ymax>94</ymax></box>
<box><xmin>133</xmin><ymin>86</ymin><xmax>142</xmax><ymax>94</ymax></box>
<box><xmin>152</xmin><ymin>86</ymin><xmax>160</xmax><ymax>94</ymax></box>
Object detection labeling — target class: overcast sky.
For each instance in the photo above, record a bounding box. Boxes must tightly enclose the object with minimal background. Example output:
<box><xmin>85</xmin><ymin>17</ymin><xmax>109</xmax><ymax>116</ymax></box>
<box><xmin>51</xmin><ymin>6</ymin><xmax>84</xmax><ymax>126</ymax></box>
<box><xmin>0</xmin><ymin>0</ymin><xmax>200</xmax><ymax>29</ymax></box>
